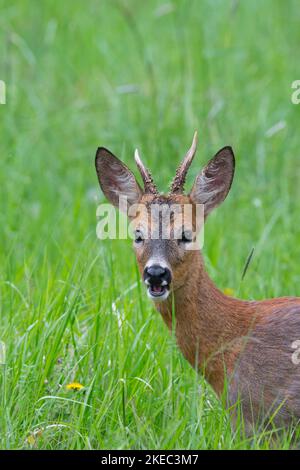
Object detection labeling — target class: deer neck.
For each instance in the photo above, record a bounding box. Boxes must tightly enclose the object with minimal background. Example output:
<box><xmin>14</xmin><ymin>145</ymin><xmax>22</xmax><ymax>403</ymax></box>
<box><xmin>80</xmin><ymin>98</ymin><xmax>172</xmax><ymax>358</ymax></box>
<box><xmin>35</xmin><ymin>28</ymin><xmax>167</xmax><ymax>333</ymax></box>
<box><xmin>156</xmin><ymin>251</ymin><xmax>256</xmax><ymax>395</ymax></box>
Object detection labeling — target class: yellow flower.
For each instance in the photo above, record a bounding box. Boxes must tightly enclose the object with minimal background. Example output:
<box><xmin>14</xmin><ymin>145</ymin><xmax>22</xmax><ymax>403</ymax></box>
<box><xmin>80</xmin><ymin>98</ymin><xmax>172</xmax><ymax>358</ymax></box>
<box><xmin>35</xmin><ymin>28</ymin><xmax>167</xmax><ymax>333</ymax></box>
<box><xmin>26</xmin><ymin>429</ymin><xmax>42</xmax><ymax>447</ymax></box>
<box><xmin>26</xmin><ymin>434</ymin><xmax>36</xmax><ymax>446</ymax></box>
<box><xmin>223</xmin><ymin>288</ymin><xmax>235</xmax><ymax>297</ymax></box>
<box><xmin>66</xmin><ymin>382</ymin><xmax>84</xmax><ymax>391</ymax></box>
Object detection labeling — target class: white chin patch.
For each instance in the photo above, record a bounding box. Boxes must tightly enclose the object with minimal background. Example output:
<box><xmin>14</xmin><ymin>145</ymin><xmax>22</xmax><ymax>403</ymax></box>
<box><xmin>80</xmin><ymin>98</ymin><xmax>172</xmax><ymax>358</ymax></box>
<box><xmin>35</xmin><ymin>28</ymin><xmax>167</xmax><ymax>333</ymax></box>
<box><xmin>147</xmin><ymin>287</ymin><xmax>170</xmax><ymax>302</ymax></box>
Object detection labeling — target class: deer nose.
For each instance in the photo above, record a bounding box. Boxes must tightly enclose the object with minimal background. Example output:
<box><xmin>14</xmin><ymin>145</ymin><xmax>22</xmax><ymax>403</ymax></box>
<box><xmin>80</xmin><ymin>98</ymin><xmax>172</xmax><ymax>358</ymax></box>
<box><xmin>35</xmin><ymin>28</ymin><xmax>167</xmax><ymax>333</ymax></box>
<box><xmin>144</xmin><ymin>265</ymin><xmax>172</xmax><ymax>286</ymax></box>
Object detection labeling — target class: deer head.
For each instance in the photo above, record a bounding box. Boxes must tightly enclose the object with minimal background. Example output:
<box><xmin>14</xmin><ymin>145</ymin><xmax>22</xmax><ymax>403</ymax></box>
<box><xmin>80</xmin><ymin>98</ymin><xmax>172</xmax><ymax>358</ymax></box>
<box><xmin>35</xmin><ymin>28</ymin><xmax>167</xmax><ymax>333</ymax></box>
<box><xmin>95</xmin><ymin>133</ymin><xmax>235</xmax><ymax>302</ymax></box>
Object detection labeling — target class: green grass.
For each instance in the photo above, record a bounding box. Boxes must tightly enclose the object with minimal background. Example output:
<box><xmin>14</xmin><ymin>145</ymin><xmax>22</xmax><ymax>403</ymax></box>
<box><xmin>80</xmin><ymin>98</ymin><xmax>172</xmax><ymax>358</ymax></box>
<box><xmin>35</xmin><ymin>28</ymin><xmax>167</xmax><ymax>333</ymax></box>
<box><xmin>1</xmin><ymin>0</ymin><xmax>300</xmax><ymax>449</ymax></box>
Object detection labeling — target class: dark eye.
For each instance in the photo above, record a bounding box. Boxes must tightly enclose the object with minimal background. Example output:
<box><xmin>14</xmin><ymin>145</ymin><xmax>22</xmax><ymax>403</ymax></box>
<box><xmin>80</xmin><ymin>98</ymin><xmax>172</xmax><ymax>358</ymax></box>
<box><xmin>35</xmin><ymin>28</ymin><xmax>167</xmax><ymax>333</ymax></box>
<box><xmin>134</xmin><ymin>231</ymin><xmax>144</xmax><ymax>244</ymax></box>
<box><xmin>179</xmin><ymin>230</ymin><xmax>193</xmax><ymax>244</ymax></box>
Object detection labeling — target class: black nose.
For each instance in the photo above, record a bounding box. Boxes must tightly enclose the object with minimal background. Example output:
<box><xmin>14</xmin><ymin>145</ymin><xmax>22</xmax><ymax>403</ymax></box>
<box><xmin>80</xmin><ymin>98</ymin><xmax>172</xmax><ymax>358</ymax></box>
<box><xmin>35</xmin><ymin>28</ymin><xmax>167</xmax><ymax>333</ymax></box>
<box><xmin>143</xmin><ymin>264</ymin><xmax>172</xmax><ymax>286</ymax></box>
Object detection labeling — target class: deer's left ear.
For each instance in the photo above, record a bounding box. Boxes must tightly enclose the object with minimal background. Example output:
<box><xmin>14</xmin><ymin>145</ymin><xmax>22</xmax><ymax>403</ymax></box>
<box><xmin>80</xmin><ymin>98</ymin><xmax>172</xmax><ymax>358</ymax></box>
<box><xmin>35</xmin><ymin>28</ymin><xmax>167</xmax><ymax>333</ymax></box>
<box><xmin>189</xmin><ymin>146</ymin><xmax>235</xmax><ymax>216</ymax></box>
<box><xmin>95</xmin><ymin>147</ymin><xmax>143</xmax><ymax>212</ymax></box>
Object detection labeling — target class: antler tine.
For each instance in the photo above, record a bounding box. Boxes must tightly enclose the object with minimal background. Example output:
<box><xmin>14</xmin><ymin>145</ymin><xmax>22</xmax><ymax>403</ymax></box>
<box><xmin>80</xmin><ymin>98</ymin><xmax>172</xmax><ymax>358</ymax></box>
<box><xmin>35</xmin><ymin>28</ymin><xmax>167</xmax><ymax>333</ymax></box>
<box><xmin>170</xmin><ymin>131</ymin><xmax>198</xmax><ymax>194</ymax></box>
<box><xmin>134</xmin><ymin>149</ymin><xmax>158</xmax><ymax>195</ymax></box>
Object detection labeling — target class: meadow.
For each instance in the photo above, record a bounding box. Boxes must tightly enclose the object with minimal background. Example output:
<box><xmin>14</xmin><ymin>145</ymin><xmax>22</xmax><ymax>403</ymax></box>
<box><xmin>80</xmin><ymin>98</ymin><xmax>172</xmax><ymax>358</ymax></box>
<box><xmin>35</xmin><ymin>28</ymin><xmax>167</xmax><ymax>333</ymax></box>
<box><xmin>1</xmin><ymin>0</ymin><xmax>300</xmax><ymax>449</ymax></box>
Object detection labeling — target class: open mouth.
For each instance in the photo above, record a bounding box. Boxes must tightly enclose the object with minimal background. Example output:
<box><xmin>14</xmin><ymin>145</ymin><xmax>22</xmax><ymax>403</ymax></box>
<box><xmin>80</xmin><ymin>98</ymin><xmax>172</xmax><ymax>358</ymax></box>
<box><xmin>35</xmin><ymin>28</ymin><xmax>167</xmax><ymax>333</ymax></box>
<box><xmin>147</xmin><ymin>283</ymin><xmax>170</xmax><ymax>300</ymax></box>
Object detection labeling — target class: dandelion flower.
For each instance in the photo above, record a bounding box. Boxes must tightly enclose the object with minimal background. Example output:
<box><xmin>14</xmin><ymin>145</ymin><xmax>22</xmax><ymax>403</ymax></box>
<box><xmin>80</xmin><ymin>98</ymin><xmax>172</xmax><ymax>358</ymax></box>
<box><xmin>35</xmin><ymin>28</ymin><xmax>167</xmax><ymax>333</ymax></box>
<box><xmin>26</xmin><ymin>429</ymin><xmax>42</xmax><ymax>447</ymax></box>
<box><xmin>223</xmin><ymin>288</ymin><xmax>234</xmax><ymax>297</ymax></box>
<box><xmin>66</xmin><ymin>382</ymin><xmax>84</xmax><ymax>391</ymax></box>
<box><xmin>26</xmin><ymin>434</ymin><xmax>36</xmax><ymax>446</ymax></box>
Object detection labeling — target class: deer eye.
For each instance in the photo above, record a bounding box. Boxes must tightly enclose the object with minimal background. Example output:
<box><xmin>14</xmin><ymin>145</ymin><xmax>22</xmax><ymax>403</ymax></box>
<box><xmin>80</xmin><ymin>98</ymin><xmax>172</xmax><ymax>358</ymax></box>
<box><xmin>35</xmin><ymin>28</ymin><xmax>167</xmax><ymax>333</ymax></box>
<box><xmin>179</xmin><ymin>230</ymin><xmax>193</xmax><ymax>244</ymax></box>
<box><xmin>134</xmin><ymin>230</ymin><xmax>144</xmax><ymax>245</ymax></box>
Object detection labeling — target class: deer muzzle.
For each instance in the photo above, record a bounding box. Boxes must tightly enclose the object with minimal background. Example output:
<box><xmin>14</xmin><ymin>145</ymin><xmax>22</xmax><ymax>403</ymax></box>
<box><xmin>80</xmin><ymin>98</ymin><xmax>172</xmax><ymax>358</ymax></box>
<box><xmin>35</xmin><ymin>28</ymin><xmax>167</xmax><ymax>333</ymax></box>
<box><xmin>143</xmin><ymin>264</ymin><xmax>172</xmax><ymax>301</ymax></box>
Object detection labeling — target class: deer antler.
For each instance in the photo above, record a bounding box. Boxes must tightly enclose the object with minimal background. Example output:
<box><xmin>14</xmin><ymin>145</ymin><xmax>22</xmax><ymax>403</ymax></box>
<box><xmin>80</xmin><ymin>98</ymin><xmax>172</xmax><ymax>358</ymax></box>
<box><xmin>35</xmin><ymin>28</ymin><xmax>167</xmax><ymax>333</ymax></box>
<box><xmin>134</xmin><ymin>149</ymin><xmax>158</xmax><ymax>195</ymax></box>
<box><xmin>170</xmin><ymin>131</ymin><xmax>198</xmax><ymax>194</ymax></box>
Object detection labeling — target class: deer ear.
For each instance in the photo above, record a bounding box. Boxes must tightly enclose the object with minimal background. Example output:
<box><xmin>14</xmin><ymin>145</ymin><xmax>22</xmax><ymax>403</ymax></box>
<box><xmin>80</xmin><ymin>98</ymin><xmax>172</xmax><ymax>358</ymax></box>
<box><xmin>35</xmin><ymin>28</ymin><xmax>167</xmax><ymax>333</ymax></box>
<box><xmin>189</xmin><ymin>146</ymin><xmax>235</xmax><ymax>216</ymax></box>
<box><xmin>95</xmin><ymin>147</ymin><xmax>143</xmax><ymax>212</ymax></box>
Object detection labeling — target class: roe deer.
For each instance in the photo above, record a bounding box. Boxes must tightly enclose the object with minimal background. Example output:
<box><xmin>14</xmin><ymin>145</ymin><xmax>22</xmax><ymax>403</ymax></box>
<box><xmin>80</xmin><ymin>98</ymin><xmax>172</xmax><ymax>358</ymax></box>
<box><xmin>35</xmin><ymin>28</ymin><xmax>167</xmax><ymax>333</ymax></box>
<box><xmin>95</xmin><ymin>132</ymin><xmax>300</xmax><ymax>432</ymax></box>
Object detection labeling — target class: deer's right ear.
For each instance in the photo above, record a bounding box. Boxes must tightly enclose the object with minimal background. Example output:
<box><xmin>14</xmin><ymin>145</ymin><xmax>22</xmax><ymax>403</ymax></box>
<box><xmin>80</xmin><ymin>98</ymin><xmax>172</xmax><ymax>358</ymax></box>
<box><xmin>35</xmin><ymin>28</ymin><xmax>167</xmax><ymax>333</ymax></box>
<box><xmin>189</xmin><ymin>146</ymin><xmax>235</xmax><ymax>217</ymax></box>
<box><xmin>95</xmin><ymin>147</ymin><xmax>143</xmax><ymax>212</ymax></box>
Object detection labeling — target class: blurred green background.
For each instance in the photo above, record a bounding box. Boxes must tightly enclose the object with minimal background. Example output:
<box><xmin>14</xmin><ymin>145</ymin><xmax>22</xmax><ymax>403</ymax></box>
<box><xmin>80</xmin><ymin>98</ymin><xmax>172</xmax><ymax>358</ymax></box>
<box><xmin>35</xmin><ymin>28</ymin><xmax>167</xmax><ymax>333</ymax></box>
<box><xmin>0</xmin><ymin>0</ymin><xmax>300</xmax><ymax>449</ymax></box>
